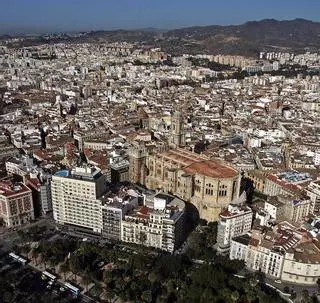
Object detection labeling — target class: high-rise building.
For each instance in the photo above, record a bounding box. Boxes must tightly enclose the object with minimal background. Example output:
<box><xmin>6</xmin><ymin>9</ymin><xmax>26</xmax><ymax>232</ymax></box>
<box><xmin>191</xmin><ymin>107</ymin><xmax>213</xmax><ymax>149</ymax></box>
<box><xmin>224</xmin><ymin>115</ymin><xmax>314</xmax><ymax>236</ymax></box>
<box><xmin>216</xmin><ymin>201</ymin><xmax>253</xmax><ymax>252</ymax></box>
<box><xmin>51</xmin><ymin>166</ymin><xmax>107</xmax><ymax>235</ymax></box>
<box><xmin>0</xmin><ymin>181</ymin><xmax>34</xmax><ymax>227</ymax></box>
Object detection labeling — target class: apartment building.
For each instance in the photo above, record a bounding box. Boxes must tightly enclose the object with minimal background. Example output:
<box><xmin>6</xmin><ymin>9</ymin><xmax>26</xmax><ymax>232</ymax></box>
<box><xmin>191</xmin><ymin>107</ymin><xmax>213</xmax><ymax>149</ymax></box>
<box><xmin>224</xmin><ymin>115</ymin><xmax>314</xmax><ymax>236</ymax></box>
<box><xmin>306</xmin><ymin>180</ymin><xmax>320</xmax><ymax>215</ymax></box>
<box><xmin>101</xmin><ymin>195</ymin><xmax>138</xmax><ymax>240</ymax></box>
<box><xmin>121</xmin><ymin>193</ymin><xmax>186</xmax><ymax>253</ymax></box>
<box><xmin>281</xmin><ymin>241</ymin><xmax>320</xmax><ymax>285</ymax></box>
<box><xmin>264</xmin><ymin>195</ymin><xmax>312</xmax><ymax>223</ymax></box>
<box><xmin>216</xmin><ymin>202</ymin><xmax>253</xmax><ymax>252</ymax></box>
<box><xmin>231</xmin><ymin>225</ymin><xmax>320</xmax><ymax>284</ymax></box>
<box><xmin>0</xmin><ymin>181</ymin><xmax>34</xmax><ymax>227</ymax></box>
<box><xmin>51</xmin><ymin>166</ymin><xmax>107</xmax><ymax>235</ymax></box>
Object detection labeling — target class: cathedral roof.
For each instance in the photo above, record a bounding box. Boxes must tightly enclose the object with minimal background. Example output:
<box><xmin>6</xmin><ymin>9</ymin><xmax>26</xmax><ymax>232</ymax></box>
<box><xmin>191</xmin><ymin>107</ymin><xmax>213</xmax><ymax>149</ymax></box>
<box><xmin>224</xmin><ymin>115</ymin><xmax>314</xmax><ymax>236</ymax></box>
<box><xmin>183</xmin><ymin>159</ymin><xmax>239</xmax><ymax>179</ymax></box>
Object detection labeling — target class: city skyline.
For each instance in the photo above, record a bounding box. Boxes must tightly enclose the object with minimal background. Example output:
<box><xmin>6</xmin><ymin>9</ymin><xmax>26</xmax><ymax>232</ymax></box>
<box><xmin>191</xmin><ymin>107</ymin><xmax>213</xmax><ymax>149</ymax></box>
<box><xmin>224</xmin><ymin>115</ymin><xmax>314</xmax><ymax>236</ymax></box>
<box><xmin>1</xmin><ymin>0</ymin><xmax>320</xmax><ymax>34</ymax></box>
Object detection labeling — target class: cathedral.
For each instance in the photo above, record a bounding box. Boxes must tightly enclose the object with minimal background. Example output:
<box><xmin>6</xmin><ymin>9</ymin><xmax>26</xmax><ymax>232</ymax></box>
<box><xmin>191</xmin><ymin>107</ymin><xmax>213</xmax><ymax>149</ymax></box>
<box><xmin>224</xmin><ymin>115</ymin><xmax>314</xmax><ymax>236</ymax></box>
<box><xmin>128</xmin><ymin>109</ymin><xmax>241</xmax><ymax>222</ymax></box>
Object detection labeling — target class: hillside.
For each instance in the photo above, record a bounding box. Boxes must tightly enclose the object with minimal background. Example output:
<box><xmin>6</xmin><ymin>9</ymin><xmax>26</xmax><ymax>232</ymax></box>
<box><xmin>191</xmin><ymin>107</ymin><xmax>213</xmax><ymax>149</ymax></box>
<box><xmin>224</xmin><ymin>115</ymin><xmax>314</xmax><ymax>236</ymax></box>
<box><xmin>159</xmin><ymin>19</ymin><xmax>320</xmax><ymax>56</ymax></box>
<box><xmin>5</xmin><ymin>19</ymin><xmax>320</xmax><ymax>57</ymax></box>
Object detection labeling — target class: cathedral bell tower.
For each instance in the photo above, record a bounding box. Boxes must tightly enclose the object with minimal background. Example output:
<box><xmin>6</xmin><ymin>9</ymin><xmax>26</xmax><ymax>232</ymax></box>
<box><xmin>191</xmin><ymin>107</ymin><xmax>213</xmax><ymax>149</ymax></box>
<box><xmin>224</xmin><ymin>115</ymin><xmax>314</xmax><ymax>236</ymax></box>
<box><xmin>170</xmin><ymin>107</ymin><xmax>185</xmax><ymax>147</ymax></box>
<box><xmin>128</xmin><ymin>141</ymin><xmax>148</xmax><ymax>185</ymax></box>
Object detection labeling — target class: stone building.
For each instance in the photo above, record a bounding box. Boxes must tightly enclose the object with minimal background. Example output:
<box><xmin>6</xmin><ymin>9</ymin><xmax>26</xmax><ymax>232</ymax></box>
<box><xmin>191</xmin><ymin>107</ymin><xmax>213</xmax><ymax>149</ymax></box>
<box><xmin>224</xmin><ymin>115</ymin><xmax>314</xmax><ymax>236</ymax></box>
<box><xmin>129</xmin><ymin>143</ymin><xmax>241</xmax><ymax>222</ymax></box>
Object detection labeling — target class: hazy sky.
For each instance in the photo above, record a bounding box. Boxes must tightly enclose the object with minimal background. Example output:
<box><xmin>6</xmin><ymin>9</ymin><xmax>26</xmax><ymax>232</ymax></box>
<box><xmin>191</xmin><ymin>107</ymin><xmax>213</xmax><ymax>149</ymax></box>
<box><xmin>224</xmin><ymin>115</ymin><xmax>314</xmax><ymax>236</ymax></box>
<box><xmin>1</xmin><ymin>0</ymin><xmax>320</xmax><ymax>33</ymax></box>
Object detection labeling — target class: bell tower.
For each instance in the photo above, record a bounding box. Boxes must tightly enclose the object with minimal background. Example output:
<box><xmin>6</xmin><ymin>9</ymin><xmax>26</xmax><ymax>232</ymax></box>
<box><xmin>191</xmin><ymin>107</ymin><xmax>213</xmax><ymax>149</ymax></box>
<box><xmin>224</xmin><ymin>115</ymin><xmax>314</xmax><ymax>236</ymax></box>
<box><xmin>128</xmin><ymin>141</ymin><xmax>148</xmax><ymax>184</ymax></box>
<box><xmin>170</xmin><ymin>106</ymin><xmax>185</xmax><ymax>147</ymax></box>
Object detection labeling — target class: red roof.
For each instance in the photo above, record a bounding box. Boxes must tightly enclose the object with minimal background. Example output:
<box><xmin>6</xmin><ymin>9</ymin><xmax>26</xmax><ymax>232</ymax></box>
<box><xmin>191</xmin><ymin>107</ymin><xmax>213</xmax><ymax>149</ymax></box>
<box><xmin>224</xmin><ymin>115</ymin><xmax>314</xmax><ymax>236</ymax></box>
<box><xmin>184</xmin><ymin>159</ymin><xmax>238</xmax><ymax>179</ymax></box>
<box><xmin>0</xmin><ymin>181</ymin><xmax>31</xmax><ymax>197</ymax></box>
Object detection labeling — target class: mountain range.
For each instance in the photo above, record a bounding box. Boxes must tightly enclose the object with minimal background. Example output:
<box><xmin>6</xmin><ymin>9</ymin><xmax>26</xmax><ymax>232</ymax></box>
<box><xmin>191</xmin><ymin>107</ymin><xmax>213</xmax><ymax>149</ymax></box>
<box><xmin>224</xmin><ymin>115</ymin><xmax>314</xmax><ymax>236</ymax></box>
<box><xmin>3</xmin><ymin>19</ymin><xmax>320</xmax><ymax>56</ymax></box>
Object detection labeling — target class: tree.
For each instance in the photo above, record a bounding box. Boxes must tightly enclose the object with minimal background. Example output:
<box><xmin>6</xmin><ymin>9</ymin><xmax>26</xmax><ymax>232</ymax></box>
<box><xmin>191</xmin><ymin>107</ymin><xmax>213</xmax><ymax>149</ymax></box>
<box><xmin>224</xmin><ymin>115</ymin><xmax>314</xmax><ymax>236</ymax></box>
<box><xmin>148</xmin><ymin>272</ymin><xmax>158</xmax><ymax>284</ymax></box>
<box><xmin>198</xmin><ymin>219</ymin><xmax>207</xmax><ymax>226</ymax></box>
<box><xmin>38</xmin><ymin>253</ymin><xmax>47</xmax><ymax>269</ymax></box>
<box><xmin>290</xmin><ymin>291</ymin><xmax>297</xmax><ymax>300</ymax></box>
<box><xmin>30</xmin><ymin>248</ymin><xmax>39</xmax><ymax>265</ymax></box>
<box><xmin>302</xmin><ymin>289</ymin><xmax>310</xmax><ymax>303</ymax></box>
<box><xmin>59</xmin><ymin>262</ymin><xmax>69</xmax><ymax>280</ymax></box>
<box><xmin>69</xmin><ymin>256</ymin><xmax>81</xmax><ymax>280</ymax></box>
<box><xmin>139</xmin><ymin>232</ymin><xmax>147</xmax><ymax>246</ymax></box>
<box><xmin>231</xmin><ymin>290</ymin><xmax>240</xmax><ymax>302</ymax></box>
<box><xmin>81</xmin><ymin>270</ymin><xmax>92</xmax><ymax>291</ymax></box>
<box><xmin>141</xmin><ymin>290</ymin><xmax>152</xmax><ymax>302</ymax></box>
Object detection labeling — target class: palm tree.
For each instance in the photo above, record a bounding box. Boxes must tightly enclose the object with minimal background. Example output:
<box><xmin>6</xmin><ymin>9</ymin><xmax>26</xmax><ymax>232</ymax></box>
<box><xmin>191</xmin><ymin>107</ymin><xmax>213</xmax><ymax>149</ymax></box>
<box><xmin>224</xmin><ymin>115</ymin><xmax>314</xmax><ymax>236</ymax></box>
<box><xmin>38</xmin><ymin>253</ymin><xmax>47</xmax><ymax>269</ymax></box>
<box><xmin>231</xmin><ymin>290</ymin><xmax>239</xmax><ymax>303</ymax></box>
<box><xmin>69</xmin><ymin>257</ymin><xmax>81</xmax><ymax>281</ymax></box>
<box><xmin>59</xmin><ymin>262</ymin><xmax>69</xmax><ymax>281</ymax></box>
<box><xmin>30</xmin><ymin>248</ymin><xmax>39</xmax><ymax>266</ymax></box>
<box><xmin>81</xmin><ymin>270</ymin><xmax>92</xmax><ymax>291</ymax></box>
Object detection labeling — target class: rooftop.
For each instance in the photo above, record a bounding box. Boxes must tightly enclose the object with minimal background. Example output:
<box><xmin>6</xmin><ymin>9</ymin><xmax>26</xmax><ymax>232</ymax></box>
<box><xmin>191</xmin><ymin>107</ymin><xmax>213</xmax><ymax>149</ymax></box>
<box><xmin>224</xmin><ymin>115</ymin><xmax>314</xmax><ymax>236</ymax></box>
<box><xmin>184</xmin><ymin>159</ymin><xmax>239</xmax><ymax>179</ymax></box>
<box><xmin>0</xmin><ymin>181</ymin><xmax>31</xmax><ymax>197</ymax></box>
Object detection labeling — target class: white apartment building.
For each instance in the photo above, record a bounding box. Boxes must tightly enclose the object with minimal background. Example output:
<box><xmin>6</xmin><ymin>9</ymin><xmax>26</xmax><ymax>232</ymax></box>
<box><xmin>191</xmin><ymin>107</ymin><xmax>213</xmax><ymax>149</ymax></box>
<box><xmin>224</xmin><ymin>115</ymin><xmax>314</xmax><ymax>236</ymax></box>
<box><xmin>216</xmin><ymin>203</ymin><xmax>253</xmax><ymax>252</ymax></box>
<box><xmin>229</xmin><ymin>222</ymin><xmax>317</xmax><ymax>282</ymax></box>
<box><xmin>51</xmin><ymin>166</ymin><xmax>107</xmax><ymax>234</ymax></box>
<box><xmin>230</xmin><ymin>233</ymin><xmax>285</xmax><ymax>279</ymax></box>
<box><xmin>264</xmin><ymin>196</ymin><xmax>312</xmax><ymax>223</ymax></box>
<box><xmin>314</xmin><ymin>151</ymin><xmax>320</xmax><ymax>166</ymax></box>
<box><xmin>121</xmin><ymin>193</ymin><xmax>186</xmax><ymax>253</ymax></box>
<box><xmin>281</xmin><ymin>241</ymin><xmax>320</xmax><ymax>285</ymax></box>
<box><xmin>306</xmin><ymin>180</ymin><xmax>320</xmax><ymax>215</ymax></box>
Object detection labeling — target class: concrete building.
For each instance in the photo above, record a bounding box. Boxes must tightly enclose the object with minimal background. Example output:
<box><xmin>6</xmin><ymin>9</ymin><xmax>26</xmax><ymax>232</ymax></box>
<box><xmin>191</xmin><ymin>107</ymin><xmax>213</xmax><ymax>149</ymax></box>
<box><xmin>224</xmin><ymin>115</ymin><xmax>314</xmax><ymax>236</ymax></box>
<box><xmin>121</xmin><ymin>193</ymin><xmax>186</xmax><ymax>253</ymax></box>
<box><xmin>314</xmin><ymin>152</ymin><xmax>320</xmax><ymax>166</ymax></box>
<box><xmin>39</xmin><ymin>176</ymin><xmax>52</xmax><ymax>214</ymax></box>
<box><xmin>109</xmin><ymin>158</ymin><xmax>130</xmax><ymax>183</ymax></box>
<box><xmin>51</xmin><ymin>166</ymin><xmax>107</xmax><ymax>235</ymax></box>
<box><xmin>281</xmin><ymin>241</ymin><xmax>320</xmax><ymax>285</ymax></box>
<box><xmin>216</xmin><ymin>201</ymin><xmax>253</xmax><ymax>252</ymax></box>
<box><xmin>264</xmin><ymin>195</ymin><xmax>312</xmax><ymax>223</ymax></box>
<box><xmin>306</xmin><ymin>180</ymin><xmax>320</xmax><ymax>215</ymax></box>
<box><xmin>230</xmin><ymin>223</ymin><xmax>302</xmax><ymax>280</ymax></box>
<box><xmin>101</xmin><ymin>195</ymin><xmax>138</xmax><ymax>240</ymax></box>
<box><xmin>0</xmin><ymin>181</ymin><xmax>34</xmax><ymax>227</ymax></box>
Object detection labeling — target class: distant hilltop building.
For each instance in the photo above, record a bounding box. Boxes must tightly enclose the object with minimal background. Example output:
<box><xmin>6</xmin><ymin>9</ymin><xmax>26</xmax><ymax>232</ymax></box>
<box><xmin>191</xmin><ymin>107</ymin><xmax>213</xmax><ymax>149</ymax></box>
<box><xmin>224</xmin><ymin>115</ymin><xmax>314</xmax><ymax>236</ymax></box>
<box><xmin>129</xmin><ymin>141</ymin><xmax>241</xmax><ymax>222</ymax></box>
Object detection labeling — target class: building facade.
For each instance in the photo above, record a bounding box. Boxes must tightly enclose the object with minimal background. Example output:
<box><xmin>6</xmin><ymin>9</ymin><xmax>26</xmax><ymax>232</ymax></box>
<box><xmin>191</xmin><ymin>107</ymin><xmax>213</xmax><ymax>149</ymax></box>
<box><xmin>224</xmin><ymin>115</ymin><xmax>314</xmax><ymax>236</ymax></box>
<box><xmin>216</xmin><ymin>203</ymin><xmax>253</xmax><ymax>252</ymax></box>
<box><xmin>101</xmin><ymin>195</ymin><xmax>138</xmax><ymax>240</ymax></box>
<box><xmin>129</xmin><ymin>144</ymin><xmax>241</xmax><ymax>222</ymax></box>
<box><xmin>281</xmin><ymin>241</ymin><xmax>320</xmax><ymax>285</ymax></box>
<box><xmin>0</xmin><ymin>181</ymin><xmax>34</xmax><ymax>227</ymax></box>
<box><xmin>306</xmin><ymin>180</ymin><xmax>320</xmax><ymax>215</ymax></box>
<box><xmin>121</xmin><ymin>193</ymin><xmax>186</xmax><ymax>253</ymax></box>
<box><xmin>51</xmin><ymin>167</ymin><xmax>107</xmax><ymax>235</ymax></box>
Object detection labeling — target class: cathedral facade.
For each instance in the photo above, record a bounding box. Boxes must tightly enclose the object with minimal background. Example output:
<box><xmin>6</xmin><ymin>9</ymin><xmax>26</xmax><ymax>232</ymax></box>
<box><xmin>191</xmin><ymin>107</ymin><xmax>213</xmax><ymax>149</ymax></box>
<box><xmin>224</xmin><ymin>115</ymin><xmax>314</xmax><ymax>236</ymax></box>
<box><xmin>129</xmin><ymin>144</ymin><xmax>241</xmax><ymax>222</ymax></box>
<box><xmin>129</xmin><ymin>108</ymin><xmax>241</xmax><ymax>222</ymax></box>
